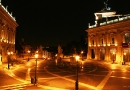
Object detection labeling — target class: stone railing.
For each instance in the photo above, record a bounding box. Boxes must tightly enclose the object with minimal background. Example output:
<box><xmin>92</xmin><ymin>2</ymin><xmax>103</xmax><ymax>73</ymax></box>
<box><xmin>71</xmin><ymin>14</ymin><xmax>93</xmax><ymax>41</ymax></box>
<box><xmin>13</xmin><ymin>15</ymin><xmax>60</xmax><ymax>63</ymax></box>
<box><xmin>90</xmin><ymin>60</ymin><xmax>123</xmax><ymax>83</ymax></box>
<box><xmin>89</xmin><ymin>15</ymin><xmax>130</xmax><ymax>28</ymax></box>
<box><xmin>0</xmin><ymin>3</ymin><xmax>16</xmax><ymax>21</ymax></box>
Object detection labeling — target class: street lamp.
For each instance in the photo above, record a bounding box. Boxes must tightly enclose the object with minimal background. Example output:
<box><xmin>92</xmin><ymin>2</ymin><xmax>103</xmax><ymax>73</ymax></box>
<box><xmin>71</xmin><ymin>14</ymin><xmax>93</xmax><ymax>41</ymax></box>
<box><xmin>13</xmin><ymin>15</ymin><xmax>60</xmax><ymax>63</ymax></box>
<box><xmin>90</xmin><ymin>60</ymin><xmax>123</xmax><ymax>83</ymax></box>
<box><xmin>28</xmin><ymin>50</ymin><xmax>30</xmax><ymax>61</ymax></box>
<box><xmin>7</xmin><ymin>52</ymin><xmax>11</xmax><ymax>69</ymax></box>
<box><xmin>81</xmin><ymin>51</ymin><xmax>83</xmax><ymax>60</ymax></box>
<box><xmin>34</xmin><ymin>53</ymin><xmax>38</xmax><ymax>85</ymax></box>
<box><xmin>10</xmin><ymin>52</ymin><xmax>13</xmax><ymax>66</ymax></box>
<box><xmin>75</xmin><ymin>55</ymin><xmax>79</xmax><ymax>90</ymax></box>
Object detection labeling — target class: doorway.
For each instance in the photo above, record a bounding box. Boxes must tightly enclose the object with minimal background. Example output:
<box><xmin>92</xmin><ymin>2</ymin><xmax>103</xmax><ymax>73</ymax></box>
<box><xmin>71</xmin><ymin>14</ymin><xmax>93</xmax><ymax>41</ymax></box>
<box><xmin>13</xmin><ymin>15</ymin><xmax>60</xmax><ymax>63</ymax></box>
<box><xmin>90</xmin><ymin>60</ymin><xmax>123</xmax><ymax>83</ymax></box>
<box><xmin>123</xmin><ymin>49</ymin><xmax>130</xmax><ymax>62</ymax></box>
<box><xmin>91</xmin><ymin>49</ymin><xmax>95</xmax><ymax>59</ymax></box>
<box><xmin>100</xmin><ymin>48</ymin><xmax>105</xmax><ymax>60</ymax></box>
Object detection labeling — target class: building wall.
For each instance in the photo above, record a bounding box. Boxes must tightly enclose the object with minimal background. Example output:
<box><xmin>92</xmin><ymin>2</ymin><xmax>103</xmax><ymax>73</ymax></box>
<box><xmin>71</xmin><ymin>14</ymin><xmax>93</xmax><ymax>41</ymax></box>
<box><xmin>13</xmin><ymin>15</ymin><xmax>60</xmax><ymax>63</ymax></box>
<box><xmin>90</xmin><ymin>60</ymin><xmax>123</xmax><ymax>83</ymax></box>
<box><xmin>87</xmin><ymin>17</ymin><xmax>130</xmax><ymax>64</ymax></box>
<box><xmin>0</xmin><ymin>3</ymin><xmax>18</xmax><ymax>63</ymax></box>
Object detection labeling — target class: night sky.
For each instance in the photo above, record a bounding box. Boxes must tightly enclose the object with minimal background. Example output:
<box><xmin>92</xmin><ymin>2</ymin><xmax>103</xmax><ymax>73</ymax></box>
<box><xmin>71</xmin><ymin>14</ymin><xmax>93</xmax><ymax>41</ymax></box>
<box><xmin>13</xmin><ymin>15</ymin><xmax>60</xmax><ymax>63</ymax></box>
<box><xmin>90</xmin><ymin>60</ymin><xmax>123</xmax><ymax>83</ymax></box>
<box><xmin>1</xmin><ymin>0</ymin><xmax>130</xmax><ymax>47</ymax></box>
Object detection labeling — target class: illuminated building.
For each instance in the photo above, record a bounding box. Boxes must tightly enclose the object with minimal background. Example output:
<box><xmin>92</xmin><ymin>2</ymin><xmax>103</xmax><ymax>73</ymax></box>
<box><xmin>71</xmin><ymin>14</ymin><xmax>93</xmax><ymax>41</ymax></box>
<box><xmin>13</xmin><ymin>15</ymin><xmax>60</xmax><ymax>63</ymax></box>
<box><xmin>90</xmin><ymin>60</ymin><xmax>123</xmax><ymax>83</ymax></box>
<box><xmin>86</xmin><ymin>1</ymin><xmax>130</xmax><ymax>64</ymax></box>
<box><xmin>0</xmin><ymin>2</ymin><xmax>18</xmax><ymax>63</ymax></box>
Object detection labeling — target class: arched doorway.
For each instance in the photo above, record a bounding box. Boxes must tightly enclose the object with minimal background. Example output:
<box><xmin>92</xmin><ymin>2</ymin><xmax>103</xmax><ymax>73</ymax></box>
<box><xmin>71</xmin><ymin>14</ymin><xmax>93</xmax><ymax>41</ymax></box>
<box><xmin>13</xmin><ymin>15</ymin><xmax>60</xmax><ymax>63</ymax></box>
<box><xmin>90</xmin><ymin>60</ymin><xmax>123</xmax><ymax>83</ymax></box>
<box><xmin>123</xmin><ymin>49</ymin><xmax>130</xmax><ymax>64</ymax></box>
<box><xmin>91</xmin><ymin>49</ymin><xmax>95</xmax><ymax>59</ymax></box>
<box><xmin>110</xmin><ymin>48</ymin><xmax>116</xmax><ymax>62</ymax></box>
<box><xmin>100</xmin><ymin>48</ymin><xmax>105</xmax><ymax>60</ymax></box>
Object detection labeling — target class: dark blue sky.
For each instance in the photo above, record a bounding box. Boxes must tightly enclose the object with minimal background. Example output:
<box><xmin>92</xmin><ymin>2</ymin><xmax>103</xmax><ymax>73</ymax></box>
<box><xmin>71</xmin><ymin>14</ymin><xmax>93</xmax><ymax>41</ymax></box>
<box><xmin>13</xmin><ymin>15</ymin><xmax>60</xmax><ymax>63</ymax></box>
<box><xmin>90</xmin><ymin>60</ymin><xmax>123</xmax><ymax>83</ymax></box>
<box><xmin>2</xmin><ymin>0</ymin><xmax>130</xmax><ymax>47</ymax></box>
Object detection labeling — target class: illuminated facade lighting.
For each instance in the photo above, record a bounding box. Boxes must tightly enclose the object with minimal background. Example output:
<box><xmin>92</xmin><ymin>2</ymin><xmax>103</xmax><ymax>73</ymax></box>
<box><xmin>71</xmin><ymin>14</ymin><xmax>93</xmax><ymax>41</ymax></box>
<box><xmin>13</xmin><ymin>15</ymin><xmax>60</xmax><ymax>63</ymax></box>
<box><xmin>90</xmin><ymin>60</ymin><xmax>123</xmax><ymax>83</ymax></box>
<box><xmin>89</xmin><ymin>15</ymin><xmax>130</xmax><ymax>28</ymax></box>
<box><xmin>107</xmin><ymin>44</ymin><xmax>110</xmax><ymax>46</ymax></box>
<box><xmin>115</xmin><ymin>43</ymin><xmax>118</xmax><ymax>46</ymax></box>
<box><xmin>86</xmin><ymin>1</ymin><xmax>130</xmax><ymax>64</ymax></box>
<box><xmin>0</xmin><ymin>3</ymin><xmax>18</xmax><ymax>63</ymax></box>
<box><xmin>89</xmin><ymin>45</ymin><xmax>91</xmax><ymax>47</ymax></box>
<box><xmin>103</xmin><ymin>44</ymin><xmax>106</xmax><ymax>46</ymax></box>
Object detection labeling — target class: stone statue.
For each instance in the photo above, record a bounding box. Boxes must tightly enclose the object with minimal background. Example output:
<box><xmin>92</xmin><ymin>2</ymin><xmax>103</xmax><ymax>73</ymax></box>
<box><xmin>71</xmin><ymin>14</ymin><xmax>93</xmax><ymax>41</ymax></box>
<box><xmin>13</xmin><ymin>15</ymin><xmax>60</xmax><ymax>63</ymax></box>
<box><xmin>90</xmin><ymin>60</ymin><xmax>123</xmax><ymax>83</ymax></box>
<box><xmin>102</xmin><ymin>0</ymin><xmax>111</xmax><ymax>10</ymax></box>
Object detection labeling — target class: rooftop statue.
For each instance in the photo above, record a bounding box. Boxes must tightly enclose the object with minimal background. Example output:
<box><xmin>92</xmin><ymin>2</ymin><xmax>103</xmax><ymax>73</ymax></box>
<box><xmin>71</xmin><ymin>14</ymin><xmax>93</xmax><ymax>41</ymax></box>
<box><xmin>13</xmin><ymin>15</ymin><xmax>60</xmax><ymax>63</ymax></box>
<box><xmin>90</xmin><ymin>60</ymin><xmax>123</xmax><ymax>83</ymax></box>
<box><xmin>95</xmin><ymin>0</ymin><xmax>116</xmax><ymax>18</ymax></box>
<box><xmin>102</xmin><ymin>0</ymin><xmax>111</xmax><ymax>11</ymax></box>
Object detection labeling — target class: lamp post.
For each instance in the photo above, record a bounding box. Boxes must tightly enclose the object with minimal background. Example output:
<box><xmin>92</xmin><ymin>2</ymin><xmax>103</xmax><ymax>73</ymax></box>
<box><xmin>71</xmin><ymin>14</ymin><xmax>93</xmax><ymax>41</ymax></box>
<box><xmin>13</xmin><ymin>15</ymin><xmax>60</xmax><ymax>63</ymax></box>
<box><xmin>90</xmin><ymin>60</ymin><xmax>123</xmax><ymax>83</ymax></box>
<box><xmin>28</xmin><ymin>50</ymin><xmax>30</xmax><ymax>61</ymax></box>
<box><xmin>81</xmin><ymin>51</ymin><xmax>83</xmax><ymax>60</ymax></box>
<box><xmin>34</xmin><ymin>53</ymin><xmax>38</xmax><ymax>85</ymax></box>
<box><xmin>75</xmin><ymin>55</ymin><xmax>79</xmax><ymax>90</ymax></box>
<box><xmin>10</xmin><ymin>52</ymin><xmax>13</xmax><ymax>66</ymax></box>
<box><xmin>7</xmin><ymin>52</ymin><xmax>11</xmax><ymax>69</ymax></box>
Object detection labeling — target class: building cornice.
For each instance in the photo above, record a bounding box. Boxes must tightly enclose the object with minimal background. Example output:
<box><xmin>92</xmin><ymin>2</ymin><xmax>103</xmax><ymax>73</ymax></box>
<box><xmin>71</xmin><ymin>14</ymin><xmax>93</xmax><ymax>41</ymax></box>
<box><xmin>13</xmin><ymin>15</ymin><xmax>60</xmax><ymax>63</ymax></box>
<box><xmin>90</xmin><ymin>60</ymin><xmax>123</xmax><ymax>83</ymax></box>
<box><xmin>0</xmin><ymin>4</ymin><xmax>18</xmax><ymax>28</ymax></box>
<box><xmin>87</xmin><ymin>19</ymin><xmax>130</xmax><ymax>33</ymax></box>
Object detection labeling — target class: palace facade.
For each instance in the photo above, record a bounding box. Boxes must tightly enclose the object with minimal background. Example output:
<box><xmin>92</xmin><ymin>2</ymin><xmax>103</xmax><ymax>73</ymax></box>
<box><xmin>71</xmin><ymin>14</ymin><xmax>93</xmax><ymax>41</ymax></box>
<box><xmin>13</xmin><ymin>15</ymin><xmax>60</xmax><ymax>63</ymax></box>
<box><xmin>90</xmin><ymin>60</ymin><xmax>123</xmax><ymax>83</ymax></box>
<box><xmin>0</xmin><ymin>2</ymin><xmax>18</xmax><ymax>63</ymax></box>
<box><xmin>86</xmin><ymin>13</ymin><xmax>130</xmax><ymax>64</ymax></box>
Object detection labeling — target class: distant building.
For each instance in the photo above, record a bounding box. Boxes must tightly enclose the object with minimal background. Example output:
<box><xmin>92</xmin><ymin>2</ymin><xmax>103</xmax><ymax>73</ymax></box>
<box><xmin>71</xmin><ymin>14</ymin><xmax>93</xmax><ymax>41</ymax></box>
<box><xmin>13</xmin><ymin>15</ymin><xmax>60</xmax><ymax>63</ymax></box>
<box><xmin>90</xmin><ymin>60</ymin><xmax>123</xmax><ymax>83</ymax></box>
<box><xmin>0</xmin><ymin>2</ymin><xmax>18</xmax><ymax>63</ymax></box>
<box><xmin>42</xmin><ymin>46</ymin><xmax>55</xmax><ymax>59</ymax></box>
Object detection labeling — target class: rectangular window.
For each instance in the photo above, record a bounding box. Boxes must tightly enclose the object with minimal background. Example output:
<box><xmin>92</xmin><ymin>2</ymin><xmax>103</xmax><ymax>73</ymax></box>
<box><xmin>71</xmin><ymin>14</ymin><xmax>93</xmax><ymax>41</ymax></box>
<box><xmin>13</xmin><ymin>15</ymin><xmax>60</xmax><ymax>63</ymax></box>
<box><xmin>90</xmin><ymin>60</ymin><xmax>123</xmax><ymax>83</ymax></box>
<box><xmin>92</xmin><ymin>40</ymin><xmax>94</xmax><ymax>45</ymax></box>
<box><xmin>112</xmin><ymin>38</ymin><xmax>115</xmax><ymax>44</ymax></box>
<box><xmin>101</xmin><ymin>39</ymin><xmax>103</xmax><ymax>45</ymax></box>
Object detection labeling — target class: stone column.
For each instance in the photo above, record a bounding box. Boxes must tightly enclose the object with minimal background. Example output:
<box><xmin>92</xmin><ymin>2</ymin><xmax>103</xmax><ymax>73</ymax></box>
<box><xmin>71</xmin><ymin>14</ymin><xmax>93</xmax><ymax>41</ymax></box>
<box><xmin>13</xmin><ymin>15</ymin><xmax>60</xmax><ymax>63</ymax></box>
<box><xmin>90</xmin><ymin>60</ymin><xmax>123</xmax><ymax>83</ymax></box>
<box><xmin>96</xmin><ymin>47</ymin><xmax>100</xmax><ymax>60</ymax></box>
<box><xmin>95</xmin><ymin>35</ymin><xmax>98</xmax><ymax>60</ymax></box>
<box><xmin>116</xmin><ymin>46</ymin><xmax>122</xmax><ymax>64</ymax></box>
<box><xmin>116</xmin><ymin>32</ymin><xmax>122</xmax><ymax>64</ymax></box>
<box><xmin>105</xmin><ymin>46</ymin><xmax>109</xmax><ymax>61</ymax></box>
<box><xmin>87</xmin><ymin>47</ymin><xmax>91</xmax><ymax>59</ymax></box>
<box><xmin>87</xmin><ymin>36</ymin><xmax>91</xmax><ymax>59</ymax></box>
<box><xmin>105</xmin><ymin>32</ymin><xmax>110</xmax><ymax>61</ymax></box>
